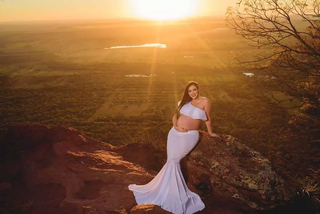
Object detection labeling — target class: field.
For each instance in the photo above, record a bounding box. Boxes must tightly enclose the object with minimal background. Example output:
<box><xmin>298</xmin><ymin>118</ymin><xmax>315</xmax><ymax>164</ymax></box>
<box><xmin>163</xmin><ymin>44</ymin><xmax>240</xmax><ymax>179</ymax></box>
<box><xmin>0</xmin><ymin>17</ymin><xmax>319</xmax><ymax>183</ymax></box>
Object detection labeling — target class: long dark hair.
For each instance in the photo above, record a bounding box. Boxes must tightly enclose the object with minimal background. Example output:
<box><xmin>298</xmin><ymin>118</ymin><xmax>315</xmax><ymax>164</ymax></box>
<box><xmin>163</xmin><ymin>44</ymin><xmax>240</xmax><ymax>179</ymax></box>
<box><xmin>175</xmin><ymin>81</ymin><xmax>199</xmax><ymax>116</ymax></box>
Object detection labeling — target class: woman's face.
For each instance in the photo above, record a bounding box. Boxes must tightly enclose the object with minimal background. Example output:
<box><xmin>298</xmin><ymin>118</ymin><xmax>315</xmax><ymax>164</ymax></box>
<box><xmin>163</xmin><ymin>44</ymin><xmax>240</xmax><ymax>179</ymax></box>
<box><xmin>188</xmin><ymin>84</ymin><xmax>199</xmax><ymax>99</ymax></box>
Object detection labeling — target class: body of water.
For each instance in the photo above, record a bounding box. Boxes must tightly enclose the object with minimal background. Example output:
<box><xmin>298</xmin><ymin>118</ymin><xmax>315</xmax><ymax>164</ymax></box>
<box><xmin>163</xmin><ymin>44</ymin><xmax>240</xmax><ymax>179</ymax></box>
<box><xmin>125</xmin><ymin>74</ymin><xmax>157</xmax><ymax>78</ymax></box>
<box><xmin>243</xmin><ymin>73</ymin><xmax>254</xmax><ymax>77</ymax></box>
<box><xmin>106</xmin><ymin>43</ymin><xmax>166</xmax><ymax>49</ymax></box>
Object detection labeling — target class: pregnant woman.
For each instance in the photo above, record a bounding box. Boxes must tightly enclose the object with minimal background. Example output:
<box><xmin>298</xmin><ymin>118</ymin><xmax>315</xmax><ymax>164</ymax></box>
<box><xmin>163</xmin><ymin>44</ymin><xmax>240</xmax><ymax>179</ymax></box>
<box><xmin>128</xmin><ymin>81</ymin><xmax>221</xmax><ymax>214</ymax></box>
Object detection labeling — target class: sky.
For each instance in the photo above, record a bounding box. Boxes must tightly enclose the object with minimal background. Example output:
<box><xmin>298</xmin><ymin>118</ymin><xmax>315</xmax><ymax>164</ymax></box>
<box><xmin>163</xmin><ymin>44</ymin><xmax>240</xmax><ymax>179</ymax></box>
<box><xmin>0</xmin><ymin>0</ymin><xmax>237</xmax><ymax>22</ymax></box>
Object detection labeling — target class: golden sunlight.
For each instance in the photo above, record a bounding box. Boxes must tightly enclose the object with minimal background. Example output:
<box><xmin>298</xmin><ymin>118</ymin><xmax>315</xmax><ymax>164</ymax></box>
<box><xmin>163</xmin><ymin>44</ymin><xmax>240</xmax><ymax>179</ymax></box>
<box><xmin>132</xmin><ymin>0</ymin><xmax>197</xmax><ymax>20</ymax></box>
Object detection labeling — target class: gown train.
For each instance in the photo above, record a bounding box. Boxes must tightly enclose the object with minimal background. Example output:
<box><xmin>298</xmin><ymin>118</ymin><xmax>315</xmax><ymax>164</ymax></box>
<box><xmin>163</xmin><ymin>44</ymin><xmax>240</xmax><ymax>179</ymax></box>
<box><xmin>128</xmin><ymin>127</ymin><xmax>205</xmax><ymax>214</ymax></box>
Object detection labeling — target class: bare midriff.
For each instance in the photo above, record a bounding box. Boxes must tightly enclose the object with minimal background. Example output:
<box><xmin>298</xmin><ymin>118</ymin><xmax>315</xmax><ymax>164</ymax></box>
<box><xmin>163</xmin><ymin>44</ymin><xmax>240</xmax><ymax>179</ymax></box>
<box><xmin>177</xmin><ymin>114</ymin><xmax>201</xmax><ymax>131</ymax></box>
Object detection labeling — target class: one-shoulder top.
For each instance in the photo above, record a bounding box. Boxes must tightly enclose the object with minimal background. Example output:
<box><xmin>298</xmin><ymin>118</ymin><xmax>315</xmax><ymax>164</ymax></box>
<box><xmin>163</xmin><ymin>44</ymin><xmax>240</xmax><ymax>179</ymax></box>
<box><xmin>178</xmin><ymin>101</ymin><xmax>207</xmax><ymax>120</ymax></box>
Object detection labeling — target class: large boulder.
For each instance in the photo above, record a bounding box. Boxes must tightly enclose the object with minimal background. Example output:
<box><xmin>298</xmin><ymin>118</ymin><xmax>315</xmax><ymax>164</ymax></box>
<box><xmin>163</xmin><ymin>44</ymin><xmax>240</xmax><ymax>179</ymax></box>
<box><xmin>187</xmin><ymin>133</ymin><xmax>294</xmax><ymax>210</ymax></box>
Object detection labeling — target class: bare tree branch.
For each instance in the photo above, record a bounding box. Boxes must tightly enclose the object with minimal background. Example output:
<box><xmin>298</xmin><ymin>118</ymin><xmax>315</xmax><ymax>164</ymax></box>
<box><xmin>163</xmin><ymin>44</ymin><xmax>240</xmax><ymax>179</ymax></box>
<box><xmin>226</xmin><ymin>0</ymin><xmax>320</xmax><ymax>112</ymax></box>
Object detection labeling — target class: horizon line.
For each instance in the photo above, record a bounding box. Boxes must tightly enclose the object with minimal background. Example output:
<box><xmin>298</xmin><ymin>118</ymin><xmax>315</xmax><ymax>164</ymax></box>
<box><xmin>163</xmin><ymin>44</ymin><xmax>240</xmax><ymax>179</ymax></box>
<box><xmin>0</xmin><ymin>15</ymin><xmax>227</xmax><ymax>24</ymax></box>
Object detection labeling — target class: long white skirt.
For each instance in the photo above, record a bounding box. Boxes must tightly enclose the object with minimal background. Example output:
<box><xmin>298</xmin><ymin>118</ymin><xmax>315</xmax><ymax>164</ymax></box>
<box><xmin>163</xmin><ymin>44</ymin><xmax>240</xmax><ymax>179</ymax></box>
<box><xmin>128</xmin><ymin>127</ymin><xmax>205</xmax><ymax>214</ymax></box>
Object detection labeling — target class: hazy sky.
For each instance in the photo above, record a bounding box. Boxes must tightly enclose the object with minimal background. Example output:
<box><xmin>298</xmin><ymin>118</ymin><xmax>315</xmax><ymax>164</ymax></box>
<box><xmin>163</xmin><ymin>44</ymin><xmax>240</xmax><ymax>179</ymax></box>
<box><xmin>0</xmin><ymin>0</ymin><xmax>237</xmax><ymax>22</ymax></box>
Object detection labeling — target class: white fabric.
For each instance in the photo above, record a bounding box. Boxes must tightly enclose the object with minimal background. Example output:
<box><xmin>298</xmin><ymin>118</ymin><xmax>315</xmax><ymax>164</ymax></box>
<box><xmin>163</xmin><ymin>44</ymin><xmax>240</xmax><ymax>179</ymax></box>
<box><xmin>180</xmin><ymin>102</ymin><xmax>207</xmax><ymax>120</ymax></box>
<box><xmin>128</xmin><ymin>127</ymin><xmax>205</xmax><ymax>214</ymax></box>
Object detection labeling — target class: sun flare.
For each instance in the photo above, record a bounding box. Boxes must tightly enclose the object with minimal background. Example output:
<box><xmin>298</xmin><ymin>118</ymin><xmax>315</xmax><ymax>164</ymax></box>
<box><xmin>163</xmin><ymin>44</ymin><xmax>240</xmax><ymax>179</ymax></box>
<box><xmin>132</xmin><ymin>0</ymin><xmax>196</xmax><ymax>20</ymax></box>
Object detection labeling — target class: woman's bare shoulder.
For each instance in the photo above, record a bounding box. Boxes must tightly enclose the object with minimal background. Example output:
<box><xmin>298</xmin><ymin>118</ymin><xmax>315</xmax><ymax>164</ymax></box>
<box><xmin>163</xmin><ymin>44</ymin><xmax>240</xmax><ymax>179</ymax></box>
<box><xmin>200</xmin><ymin>97</ymin><xmax>210</xmax><ymax>103</ymax></box>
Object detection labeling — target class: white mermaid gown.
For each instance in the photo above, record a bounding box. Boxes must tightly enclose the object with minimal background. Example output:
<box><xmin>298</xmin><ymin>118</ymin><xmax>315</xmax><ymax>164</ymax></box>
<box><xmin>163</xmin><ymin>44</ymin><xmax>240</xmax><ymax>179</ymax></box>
<box><xmin>128</xmin><ymin>102</ymin><xmax>207</xmax><ymax>214</ymax></box>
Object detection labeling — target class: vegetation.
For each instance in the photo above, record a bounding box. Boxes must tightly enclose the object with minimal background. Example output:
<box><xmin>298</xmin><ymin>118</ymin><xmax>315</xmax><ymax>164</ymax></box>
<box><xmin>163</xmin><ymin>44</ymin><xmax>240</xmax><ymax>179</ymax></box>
<box><xmin>295</xmin><ymin>177</ymin><xmax>320</xmax><ymax>212</ymax></box>
<box><xmin>0</xmin><ymin>64</ymin><xmax>319</xmax><ymax>182</ymax></box>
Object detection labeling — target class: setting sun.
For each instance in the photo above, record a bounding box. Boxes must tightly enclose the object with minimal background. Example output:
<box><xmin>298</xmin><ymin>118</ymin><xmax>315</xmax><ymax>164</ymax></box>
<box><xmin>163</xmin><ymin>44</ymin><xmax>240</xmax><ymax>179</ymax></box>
<box><xmin>132</xmin><ymin>0</ymin><xmax>197</xmax><ymax>20</ymax></box>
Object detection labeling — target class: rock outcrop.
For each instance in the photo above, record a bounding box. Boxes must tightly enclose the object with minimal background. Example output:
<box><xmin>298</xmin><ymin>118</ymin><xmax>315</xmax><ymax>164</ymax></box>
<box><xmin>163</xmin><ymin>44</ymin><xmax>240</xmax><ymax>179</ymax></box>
<box><xmin>0</xmin><ymin>125</ymin><xmax>150</xmax><ymax>214</ymax></box>
<box><xmin>0</xmin><ymin>125</ymin><xmax>294</xmax><ymax>214</ymax></box>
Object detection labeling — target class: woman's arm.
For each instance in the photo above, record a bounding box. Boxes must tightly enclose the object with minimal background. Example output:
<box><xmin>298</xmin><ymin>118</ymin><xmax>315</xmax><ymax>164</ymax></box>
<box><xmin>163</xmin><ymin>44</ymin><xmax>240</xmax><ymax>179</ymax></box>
<box><xmin>172</xmin><ymin>113</ymin><xmax>187</xmax><ymax>132</ymax></box>
<box><xmin>172</xmin><ymin>113</ymin><xmax>178</xmax><ymax>129</ymax></box>
<box><xmin>204</xmin><ymin>99</ymin><xmax>221</xmax><ymax>138</ymax></box>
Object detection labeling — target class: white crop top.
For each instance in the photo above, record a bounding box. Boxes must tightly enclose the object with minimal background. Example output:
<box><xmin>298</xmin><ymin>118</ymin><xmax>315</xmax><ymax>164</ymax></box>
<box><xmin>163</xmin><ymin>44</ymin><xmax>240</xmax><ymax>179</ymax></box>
<box><xmin>178</xmin><ymin>101</ymin><xmax>207</xmax><ymax>120</ymax></box>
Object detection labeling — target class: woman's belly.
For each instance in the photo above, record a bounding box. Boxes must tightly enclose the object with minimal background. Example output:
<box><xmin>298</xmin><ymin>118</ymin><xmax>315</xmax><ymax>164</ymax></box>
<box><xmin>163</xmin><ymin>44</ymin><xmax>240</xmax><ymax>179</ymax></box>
<box><xmin>177</xmin><ymin>114</ymin><xmax>201</xmax><ymax>130</ymax></box>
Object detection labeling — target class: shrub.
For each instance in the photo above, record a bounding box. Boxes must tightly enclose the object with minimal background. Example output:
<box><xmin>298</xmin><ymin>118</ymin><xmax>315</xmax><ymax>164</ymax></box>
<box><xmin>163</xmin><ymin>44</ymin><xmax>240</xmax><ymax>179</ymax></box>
<box><xmin>294</xmin><ymin>176</ymin><xmax>320</xmax><ymax>212</ymax></box>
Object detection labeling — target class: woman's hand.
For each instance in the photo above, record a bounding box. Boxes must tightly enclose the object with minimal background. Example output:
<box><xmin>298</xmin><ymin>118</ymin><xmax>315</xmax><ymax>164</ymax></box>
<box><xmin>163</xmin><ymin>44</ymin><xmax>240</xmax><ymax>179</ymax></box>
<box><xmin>209</xmin><ymin>133</ymin><xmax>221</xmax><ymax>139</ymax></box>
<box><xmin>174</xmin><ymin>126</ymin><xmax>188</xmax><ymax>132</ymax></box>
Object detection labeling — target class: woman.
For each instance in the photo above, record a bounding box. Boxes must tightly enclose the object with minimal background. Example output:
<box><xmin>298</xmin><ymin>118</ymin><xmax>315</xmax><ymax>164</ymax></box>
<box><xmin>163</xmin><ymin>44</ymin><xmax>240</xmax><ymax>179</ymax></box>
<box><xmin>128</xmin><ymin>81</ymin><xmax>221</xmax><ymax>214</ymax></box>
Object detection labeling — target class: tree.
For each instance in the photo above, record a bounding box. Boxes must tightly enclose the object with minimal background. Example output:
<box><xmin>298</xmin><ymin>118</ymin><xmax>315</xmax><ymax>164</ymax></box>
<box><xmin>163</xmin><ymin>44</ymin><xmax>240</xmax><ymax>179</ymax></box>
<box><xmin>226</xmin><ymin>0</ymin><xmax>320</xmax><ymax>114</ymax></box>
